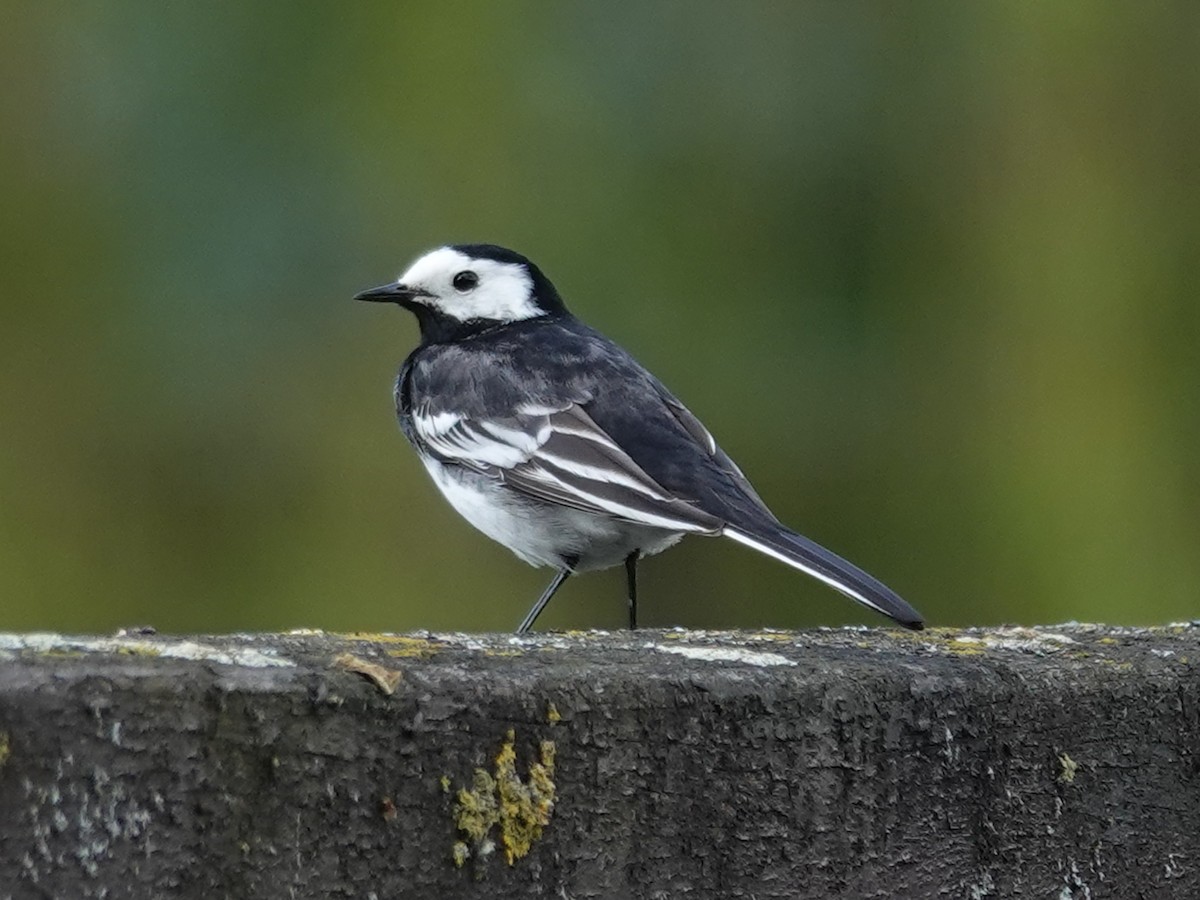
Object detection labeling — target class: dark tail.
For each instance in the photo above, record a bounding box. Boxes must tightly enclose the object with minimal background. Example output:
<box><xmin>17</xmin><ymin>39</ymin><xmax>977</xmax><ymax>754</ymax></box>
<box><xmin>724</xmin><ymin>522</ymin><xmax>924</xmax><ymax>630</ymax></box>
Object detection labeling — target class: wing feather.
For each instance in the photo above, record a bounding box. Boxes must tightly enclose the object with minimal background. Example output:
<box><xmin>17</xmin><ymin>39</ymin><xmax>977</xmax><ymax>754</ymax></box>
<box><xmin>661</xmin><ymin>395</ymin><xmax>773</xmax><ymax>516</ymax></box>
<box><xmin>411</xmin><ymin>402</ymin><xmax>721</xmax><ymax>534</ymax></box>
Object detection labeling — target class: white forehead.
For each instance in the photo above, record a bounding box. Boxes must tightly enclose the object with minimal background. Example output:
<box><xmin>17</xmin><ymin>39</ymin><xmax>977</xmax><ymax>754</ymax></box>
<box><xmin>398</xmin><ymin>247</ymin><xmax>479</xmax><ymax>285</ymax></box>
<box><xmin>398</xmin><ymin>247</ymin><xmax>541</xmax><ymax>323</ymax></box>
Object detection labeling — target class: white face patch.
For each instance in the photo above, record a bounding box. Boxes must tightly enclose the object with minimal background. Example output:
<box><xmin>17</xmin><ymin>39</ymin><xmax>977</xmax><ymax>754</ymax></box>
<box><xmin>397</xmin><ymin>247</ymin><xmax>544</xmax><ymax>323</ymax></box>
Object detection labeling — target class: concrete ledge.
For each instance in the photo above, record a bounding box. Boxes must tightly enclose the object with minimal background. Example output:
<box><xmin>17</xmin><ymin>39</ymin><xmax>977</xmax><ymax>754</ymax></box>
<box><xmin>1</xmin><ymin>624</ymin><xmax>1198</xmax><ymax>898</ymax></box>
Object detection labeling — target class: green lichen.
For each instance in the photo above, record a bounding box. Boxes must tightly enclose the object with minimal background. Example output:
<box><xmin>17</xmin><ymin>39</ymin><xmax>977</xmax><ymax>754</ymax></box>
<box><xmin>115</xmin><ymin>643</ymin><xmax>162</xmax><ymax>657</ymax></box>
<box><xmin>0</xmin><ymin>731</ymin><xmax>9</xmax><ymax>768</ymax></box>
<box><xmin>454</xmin><ymin>768</ymin><xmax>499</xmax><ymax>844</ymax></box>
<box><xmin>891</xmin><ymin>627</ymin><xmax>987</xmax><ymax>656</ymax></box>
<box><xmin>452</xmin><ymin>729</ymin><xmax>557</xmax><ymax>866</ymax></box>
<box><xmin>1059</xmin><ymin>752</ymin><xmax>1079</xmax><ymax>784</ymax></box>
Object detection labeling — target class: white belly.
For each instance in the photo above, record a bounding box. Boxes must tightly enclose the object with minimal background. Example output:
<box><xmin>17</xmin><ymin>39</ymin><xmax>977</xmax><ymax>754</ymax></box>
<box><xmin>422</xmin><ymin>458</ymin><xmax>685</xmax><ymax>571</ymax></box>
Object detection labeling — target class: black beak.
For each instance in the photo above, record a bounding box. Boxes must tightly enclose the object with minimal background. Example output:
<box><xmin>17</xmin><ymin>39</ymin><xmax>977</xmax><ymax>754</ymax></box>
<box><xmin>354</xmin><ymin>282</ymin><xmax>429</xmax><ymax>304</ymax></box>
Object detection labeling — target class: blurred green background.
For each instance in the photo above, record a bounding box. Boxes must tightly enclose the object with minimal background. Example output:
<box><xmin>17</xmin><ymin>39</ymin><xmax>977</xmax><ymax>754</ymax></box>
<box><xmin>1</xmin><ymin>4</ymin><xmax>1197</xmax><ymax>635</ymax></box>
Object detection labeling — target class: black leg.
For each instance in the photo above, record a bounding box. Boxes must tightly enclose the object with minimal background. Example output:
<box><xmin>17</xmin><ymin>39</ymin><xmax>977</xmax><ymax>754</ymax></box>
<box><xmin>624</xmin><ymin>551</ymin><xmax>639</xmax><ymax>631</ymax></box>
<box><xmin>516</xmin><ymin>557</ymin><xmax>578</xmax><ymax>634</ymax></box>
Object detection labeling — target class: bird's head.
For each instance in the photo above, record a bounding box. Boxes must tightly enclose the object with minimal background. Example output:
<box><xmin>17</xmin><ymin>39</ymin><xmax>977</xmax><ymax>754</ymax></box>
<box><xmin>356</xmin><ymin>244</ymin><xmax>567</xmax><ymax>342</ymax></box>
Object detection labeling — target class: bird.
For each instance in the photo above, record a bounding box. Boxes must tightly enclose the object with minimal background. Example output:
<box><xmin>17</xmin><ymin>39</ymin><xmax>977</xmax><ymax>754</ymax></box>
<box><xmin>356</xmin><ymin>244</ymin><xmax>924</xmax><ymax>633</ymax></box>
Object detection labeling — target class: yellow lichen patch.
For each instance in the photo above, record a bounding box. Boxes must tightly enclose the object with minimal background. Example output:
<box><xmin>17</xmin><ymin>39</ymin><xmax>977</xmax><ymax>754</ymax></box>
<box><xmin>546</xmin><ymin>702</ymin><xmax>561</xmax><ymax>724</ymax></box>
<box><xmin>440</xmin><ymin>775</ymin><xmax>452</xmax><ymax>794</ymax></box>
<box><xmin>338</xmin><ymin>633</ymin><xmax>442</xmax><ymax>658</ymax></box>
<box><xmin>887</xmin><ymin>626</ymin><xmax>957</xmax><ymax>646</ymax></box>
<box><xmin>455</xmin><ymin>767</ymin><xmax>500</xmax><ymax>852</ymax></box>
<box><xmin>383</xmin><ymin>638</ymin><xmax>440</xmax><ymax>658</ymax></box>
<box><xmin>1059</xmin><ymin>752</ymin><xmax>1079</xmax><ymax>784</ymax></box>
<box><xmin>484</xmin><ymin>649</ymin><xmax>525</xmax><ymax>658</ymax></box>
<box><xmin>0</xmin><ymin>731</ymin><xmax>10</xmax><ymax>768</ymax></box>
<box><xmin>1098</xmin><ymin>637</ymin><xmax>1118</xmax><ymax>645</ymax></box>
<box><xmin>944</xmin><ymin>639</ymin><xmax>986</xmax><ymax>657</ymax></box>
<box><xmin>452</xmin><ymin>729</ymin><xmax>557</xmax><ymax>866</ymax></box>
<box><xmin>386</xmin><ymin>647</ymin><xmax>437</xmax><ymax>659</ymax></box>
<box><xmin>530</xmin><ymin>744</ymin><xmax>556</xmax><ymax>810</ymax></box>
<box><xmin>894</xmin><ymin>628</ymin><xmax>987</xmax><ymax>656</ymax></box>
<box><xmin>905</xmin><ymin>626</ymin><xmax>962</xmax><ymax>637</ymax></box>
<box><xmin>339</xmin><ymin>632</ymin><xmax>420</xmax><ymax>643</ymax></box>
<box><xmin>743</xmin><ymin>631</ymin><xmax>794</xmax><ymax>643</ymax></box>
<box><xmin>494</xmin><ymin>733</ymin><xmax>557</xmax><ymax>864</ymax></box>
<box><xmin>452</xmin><ymin>841</ymin><xmax>470</xmax><ymax>868</ymax></box>
<box><xmin>893</xmin><ymin>626</ymin><xmax>1086</xmax><ymax>657</ymax></box>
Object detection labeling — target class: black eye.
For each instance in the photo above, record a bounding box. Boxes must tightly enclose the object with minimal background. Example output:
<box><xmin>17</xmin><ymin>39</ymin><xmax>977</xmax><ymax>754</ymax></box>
<box><xmin>452</xmin><ymin>270</ymin><xmax>478</xmax><ymax>292</ymax></box>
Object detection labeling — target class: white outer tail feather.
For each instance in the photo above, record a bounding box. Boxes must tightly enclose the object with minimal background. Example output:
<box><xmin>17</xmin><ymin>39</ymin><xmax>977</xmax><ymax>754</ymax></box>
<box><xmin>722</xmin><ymin>526</ymin><xmax>891</xmax><ymax>619</ymax></box>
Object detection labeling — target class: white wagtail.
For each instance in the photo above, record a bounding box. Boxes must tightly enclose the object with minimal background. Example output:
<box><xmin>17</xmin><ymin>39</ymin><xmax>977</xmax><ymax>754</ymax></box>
<box><xmin>357</xmin><ymin>244</ymin><xmax>924</xmax><ymax>633</ymax></box>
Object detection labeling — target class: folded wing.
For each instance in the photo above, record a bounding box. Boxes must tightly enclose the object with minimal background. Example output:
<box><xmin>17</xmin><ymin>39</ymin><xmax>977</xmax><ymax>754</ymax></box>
<box><xmin>412</xmin><ymin>401</ymin><xmax>723</xmax><ymax>535</ymax></box>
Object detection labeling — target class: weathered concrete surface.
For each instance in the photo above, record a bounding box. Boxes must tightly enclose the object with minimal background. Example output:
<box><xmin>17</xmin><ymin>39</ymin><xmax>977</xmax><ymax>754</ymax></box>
<box><xmin>0</xmin><ymin>624</ymin><xmax>1197</xmax><ymax>899</ymax></box>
